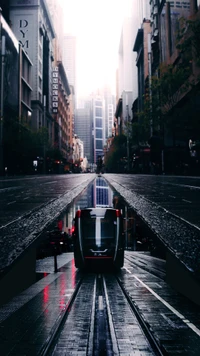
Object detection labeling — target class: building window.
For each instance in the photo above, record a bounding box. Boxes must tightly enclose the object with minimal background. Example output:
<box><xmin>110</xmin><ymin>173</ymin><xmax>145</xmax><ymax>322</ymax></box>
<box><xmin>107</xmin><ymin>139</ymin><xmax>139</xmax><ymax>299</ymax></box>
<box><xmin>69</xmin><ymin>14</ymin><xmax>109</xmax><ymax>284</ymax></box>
<box><xmin>95</xmin><ymin>107</ymin><xmax>102</xmax><ymax>116</ymax></box>
<box><xmin>96</xmin><ymin>129</ymin><xmax>102</xmax><ymax>138</ymax></box>
<box><xmin>95</xmin><ymin>100</ymin><xmax>102</xmax><ymax>106</ymax></box>
<box><xmin>39</xmin><ymin>77</ymin><xmax>42</xmax><ymax>89</ymax></box>
<box><xmin>39</xmin><ymin>60</ymin><xmax>42</xmax><ymax>74</ymax></box>
<box><xmin>95</xmin><ymin>118</ymin><xmax>102</xmax><ymax>127</ymax></box>
<box><xmin>96</xmin><ymin>140</ymin><xmax>103</xmax><ymax>149</ymax></box>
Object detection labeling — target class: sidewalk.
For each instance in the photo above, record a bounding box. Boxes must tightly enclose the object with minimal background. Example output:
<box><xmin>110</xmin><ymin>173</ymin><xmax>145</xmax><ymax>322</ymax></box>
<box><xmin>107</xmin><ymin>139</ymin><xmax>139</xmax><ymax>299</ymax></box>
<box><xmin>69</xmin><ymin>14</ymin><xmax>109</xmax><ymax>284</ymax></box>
<box><xmin>0</xmin><ymin>253</ymin><xmax>78</xmax><ymax>355</ymax></box>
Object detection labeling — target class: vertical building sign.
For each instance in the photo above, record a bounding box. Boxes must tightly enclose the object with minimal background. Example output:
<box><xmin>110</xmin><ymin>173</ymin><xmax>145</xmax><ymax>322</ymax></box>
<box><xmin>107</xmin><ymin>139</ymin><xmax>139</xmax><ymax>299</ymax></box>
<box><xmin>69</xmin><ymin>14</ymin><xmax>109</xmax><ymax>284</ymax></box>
<box><xmin>52</xmin><ymin>66</ymin><xmax>58</xmax><ymax>113</ymax></box>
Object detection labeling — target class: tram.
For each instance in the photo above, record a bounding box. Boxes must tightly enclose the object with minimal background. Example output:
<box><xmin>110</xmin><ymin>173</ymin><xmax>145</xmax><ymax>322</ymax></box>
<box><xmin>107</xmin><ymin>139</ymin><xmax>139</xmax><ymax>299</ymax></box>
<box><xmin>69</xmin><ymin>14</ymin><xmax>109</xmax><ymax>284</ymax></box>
<box><xmin>73</xmin><ymin>207</ymin><xmax>125</xmax><ymax>269</ymax></box>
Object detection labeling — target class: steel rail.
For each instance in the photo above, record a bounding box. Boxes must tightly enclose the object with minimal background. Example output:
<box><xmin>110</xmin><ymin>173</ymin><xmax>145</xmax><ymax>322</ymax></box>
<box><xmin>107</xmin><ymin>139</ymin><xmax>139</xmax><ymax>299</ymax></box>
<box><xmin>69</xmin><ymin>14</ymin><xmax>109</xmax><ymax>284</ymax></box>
<box><xmin>38</xmin><ymin>276</ymin><xmax>84</xmax><ymax>356</ymax></box>
<box><xmin>116</xmin><ymin>274</ymin><xmax>165</xmax><ymax>356</ymax></box>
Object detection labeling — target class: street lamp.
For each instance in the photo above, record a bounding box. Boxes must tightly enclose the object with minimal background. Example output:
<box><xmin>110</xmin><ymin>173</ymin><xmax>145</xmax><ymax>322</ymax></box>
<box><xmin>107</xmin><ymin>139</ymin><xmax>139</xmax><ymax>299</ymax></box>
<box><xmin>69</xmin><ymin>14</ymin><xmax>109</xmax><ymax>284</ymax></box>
<box><xmin>0</xmin><ymin>35</ymin><xmax>5</xmax><ymax>175</ymax></box>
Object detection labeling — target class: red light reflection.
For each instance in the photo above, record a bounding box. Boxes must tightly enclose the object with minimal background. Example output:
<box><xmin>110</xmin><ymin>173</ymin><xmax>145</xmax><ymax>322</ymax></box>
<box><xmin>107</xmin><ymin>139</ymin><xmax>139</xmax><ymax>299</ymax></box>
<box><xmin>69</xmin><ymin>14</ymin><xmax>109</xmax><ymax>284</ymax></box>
<box><xmin>59</xmin><ymin>273</ymin><xmax>67</xmax><ymax>310</ymax></box>
<box><xmin>43</xmin><ymin>284</ymin><xmax>49</xmax><ymax>304</ymax></box>
<box><xmin>71</xmin><ymin>259</ymin><xmax>76</xmax><ymax>288</ymax></box>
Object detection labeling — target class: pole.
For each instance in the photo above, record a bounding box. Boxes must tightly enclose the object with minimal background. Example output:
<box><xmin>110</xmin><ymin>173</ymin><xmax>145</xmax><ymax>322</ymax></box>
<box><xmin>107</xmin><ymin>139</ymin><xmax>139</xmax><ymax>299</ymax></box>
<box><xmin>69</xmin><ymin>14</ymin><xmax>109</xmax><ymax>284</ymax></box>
<box><xmin>127</xmin><ymin>133</ymin><xmax>130</xmax><ymax>172</ymax></box>
<box><xmin>43</xmin><ymin>95</ymin><xmax>46</xmax><ymax>174</ymax></box>
<box><xmin>126</xmin><ymin>100</ymin><xmax>130</xmax><ymax>173</ymax></box>
<box><xmin>161</xmin><ymin>149</ymin><xmax>164</xmax><ymax>174</ymax></box>
<box><xmin>53</xmin><ymin>247</ymin><xmax>58</xmax><ymax>272</ymax></box>
<box><xmin>0</xmin><ymin>35</ymin><xmax>5</xmax><ymax>175</ymax></box>
<box><xmin>148</xmin><ymin>33</ymin><xmax>153</xmax><ymax>137</ymax></box>
<box><xmin>125</xmin><ymin>206</ymin><xmax>128</xmax><ymax>249</ymax></box>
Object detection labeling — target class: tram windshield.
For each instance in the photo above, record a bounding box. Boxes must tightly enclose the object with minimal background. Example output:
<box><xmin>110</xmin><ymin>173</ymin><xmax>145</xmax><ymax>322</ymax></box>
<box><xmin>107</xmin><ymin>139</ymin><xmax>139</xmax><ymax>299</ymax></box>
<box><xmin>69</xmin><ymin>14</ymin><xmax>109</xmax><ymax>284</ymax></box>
<box><xmin>80</xmin><ymin>209</ymin><xmax>117</xmax><ymax>248</ymax></box>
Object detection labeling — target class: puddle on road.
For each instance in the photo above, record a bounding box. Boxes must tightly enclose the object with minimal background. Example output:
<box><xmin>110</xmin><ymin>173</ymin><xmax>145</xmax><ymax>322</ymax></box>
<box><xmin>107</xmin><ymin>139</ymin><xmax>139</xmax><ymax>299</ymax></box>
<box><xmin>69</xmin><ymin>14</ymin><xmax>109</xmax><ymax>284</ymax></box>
<box><xmin>36</xmin><ymin>176</ymin><xmax>166</xmax><ymax>264</ymax></box>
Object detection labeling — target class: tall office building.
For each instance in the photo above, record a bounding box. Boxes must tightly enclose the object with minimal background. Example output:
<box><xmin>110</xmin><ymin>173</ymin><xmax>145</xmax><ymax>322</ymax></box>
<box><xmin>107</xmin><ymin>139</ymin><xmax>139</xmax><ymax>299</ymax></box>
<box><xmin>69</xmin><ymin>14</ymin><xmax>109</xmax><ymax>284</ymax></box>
<box><xmin>62</xmin><ymin>35</ymin><xmax>77</xmax><ymax>103</ymax></box>
<box><xmin>118</xmin><ymin>16</ymin><xmax>138</xmax><ymax>124</ymax></box>
<box><xmin>46</xmin><ymin>0</ymin><xmax>64</xmax><ymax>61</ymax></box>
<box><xmin>75</xmin><ymin>88</ymin><xmax>114</xmax><ymax>165</ymax></box>
<box><xmin>92</xmin><ymin>94</ymin><xmax>105</xmax><ymax>164</ymax></box>
<box><xmin>117</xmin><ymin>0</ymin><xmax>151</xmax><ymax>124</ymax></box>
<box><xmin>103</xmin><ymin>86</ymin><xmax>115</xmax><ymax>139</ymax></box>
<box><xmin>75</xmin><ymin>99</ymin><xmax>92</xmax><ymax>163</ymax></box>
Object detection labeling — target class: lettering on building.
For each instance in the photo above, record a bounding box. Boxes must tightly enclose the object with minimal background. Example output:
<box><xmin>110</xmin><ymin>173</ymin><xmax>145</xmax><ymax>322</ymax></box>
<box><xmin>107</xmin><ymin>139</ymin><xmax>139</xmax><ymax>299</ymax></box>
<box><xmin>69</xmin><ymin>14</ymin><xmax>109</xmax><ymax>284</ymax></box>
<box><xmin>19</xmin><ymin>19</ymin><xmax>29</xmax><ymax>50</ymax></box>
<box><xmin>52</xmin><ymin>67</ymin><xmax>59</xmax><ymax>113</ymax></box>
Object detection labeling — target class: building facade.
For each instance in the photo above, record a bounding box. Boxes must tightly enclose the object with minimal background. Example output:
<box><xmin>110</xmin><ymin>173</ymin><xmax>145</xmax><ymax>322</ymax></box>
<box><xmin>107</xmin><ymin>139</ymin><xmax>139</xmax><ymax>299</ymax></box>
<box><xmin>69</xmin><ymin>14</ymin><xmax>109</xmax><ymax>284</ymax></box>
<box><xmin>133</xmin><ymin>19</ymin><xmax>151</xmax><ymax>113</ymax></box>
<box><xmin>62</xmin><ymin>35</ymin><xmax>77</xmax><ymax>103</ymax></box>
<box><xmin>46</xmin><ymin>0</ymin><xmax>74</xmax><ymax>167</ymax></box>
<box><xmin>75</xmin><ymin>99</ymin><xmax>92</xmax><ymax>163</ymax></box>
<box><xmin>52</xmin><ymin>62</ymin><xmax>71</xmax><ymax>161</ymax></box>
<box><xmin>0</xmin><ymin>11</ymin><xmax>33</xmax><ymax>174</ymax></box>
<box><xmin>19</xmin><ymin>46</ymin><xmax>33</xmax><ymax>123</ymax></box>
<box><xmin>138</xmin><ymin>0</ymin><xmax>200</xmax><ymax>173</ymax></box>
<box><xmin>9</xmin><ymin>0</ymin><xmax>55</xmax><ymax>141</ymax></box>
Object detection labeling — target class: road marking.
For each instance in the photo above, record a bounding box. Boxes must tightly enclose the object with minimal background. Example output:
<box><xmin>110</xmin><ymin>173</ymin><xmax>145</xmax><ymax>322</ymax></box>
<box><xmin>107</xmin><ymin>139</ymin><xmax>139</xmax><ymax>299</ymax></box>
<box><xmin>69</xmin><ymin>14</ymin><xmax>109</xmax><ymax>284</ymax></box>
<box><xmin>43</xmin><ymin>181</ymin><xmax>58</xmax><ymax>184</ymax></box>
<box><xmin>0</xmin><ymin>187</ymin><xmax>20</xmax><ymax>193</ymax></box>
<box><xmin>178</xmin><ymin>184</ymin><xmax>200</xmax><ymax>190</ymax></box>
<box><xmin>124</xmin><ymin>267</ymin><xmax>200</xmax><ymax>337</ymax></box>
<box><xmin>7</xmin><ymin>201</ymin><xmax>16</xmax><ymax>205</ymax></box>
<box><xmin>161</xmin><ymin>313</ymin><xmax>185</xmax><ymax>328</ymax></box>
<box><xmin>182</xmin><ymin>199</ymin><xmax>192</xmax><ymax>204</ymax></box>
<box><xmin>164</xmin><ymin>182</ymin><xmax>200</xmax><ymax>190</ymax></box>
<box><xmin>99</xmin><ymin>296</ymin><xmax>103</xmax><ymax>310</ymax></box>
<box><xmin>169</xmin><ymin>195</ymin><xmax>176</xmax><ymax>199</ymax></box>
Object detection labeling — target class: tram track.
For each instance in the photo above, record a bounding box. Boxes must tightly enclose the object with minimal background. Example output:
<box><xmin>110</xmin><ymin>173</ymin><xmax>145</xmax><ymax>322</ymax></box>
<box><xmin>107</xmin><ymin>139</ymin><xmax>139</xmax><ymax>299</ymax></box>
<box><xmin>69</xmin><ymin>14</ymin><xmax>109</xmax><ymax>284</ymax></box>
<box><xmin>39</xmin><ymin>272</ymin><xmax>164</xmax><ymax>355</ymax></box>
<box><xmin>39</xmin><ymin>275</ymin><xmax>84</xmax><ymax>356</ymax></box>
<box><xmin>104</xmin><ymin>273</ymin><xmax>163</xmax><ymax>355</ymax></box>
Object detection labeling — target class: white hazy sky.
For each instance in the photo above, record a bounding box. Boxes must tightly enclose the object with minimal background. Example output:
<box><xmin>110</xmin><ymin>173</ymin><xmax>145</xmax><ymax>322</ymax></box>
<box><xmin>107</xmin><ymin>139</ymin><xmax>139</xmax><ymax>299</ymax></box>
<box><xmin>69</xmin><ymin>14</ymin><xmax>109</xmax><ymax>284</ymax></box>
<box><xmin>59</xmin><ymin>0</ymin><xmax>133</xmax><ymax>96</ymax></box>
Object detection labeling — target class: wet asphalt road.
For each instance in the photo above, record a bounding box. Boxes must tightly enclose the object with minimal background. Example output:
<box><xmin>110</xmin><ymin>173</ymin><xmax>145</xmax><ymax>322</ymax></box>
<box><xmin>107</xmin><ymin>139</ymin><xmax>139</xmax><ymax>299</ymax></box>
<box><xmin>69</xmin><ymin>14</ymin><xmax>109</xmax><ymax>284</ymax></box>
<box><xmin>0</xmin><ymin>174</ymin><xmax>96</xmax><ymax>228</ymax></box>
<box><xmin>0</xmin><ymin>174</ymin><xmax>95</xmax><ymax>273</ymax></box>
<box><xmin>1</xmin><ymin>173</ymin><xmax>199</xmax><ymax>228</ymax></box>
<box><xmin>105</xmin><ymin>173</ymin><xmax>200</xmax><ymax>228</ymax></box>
<box><xmin>104</xmin><ymin>174</ymin><xmax>200</xmax><ymax>277</ymax></box>
<box><xmin>0</xmin><ymin>173</ymin><xmax>200</xmax><ymax>274</ymax></box>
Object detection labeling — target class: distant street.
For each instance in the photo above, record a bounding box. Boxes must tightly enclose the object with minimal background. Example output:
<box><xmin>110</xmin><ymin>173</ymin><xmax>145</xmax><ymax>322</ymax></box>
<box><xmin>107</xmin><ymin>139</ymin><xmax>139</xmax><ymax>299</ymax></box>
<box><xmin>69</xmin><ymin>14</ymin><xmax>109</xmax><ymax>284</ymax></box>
<box><xmin>0</xmin><ymin>173</ymin><xmax>200</xmax><ymax>228</ymax></box>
